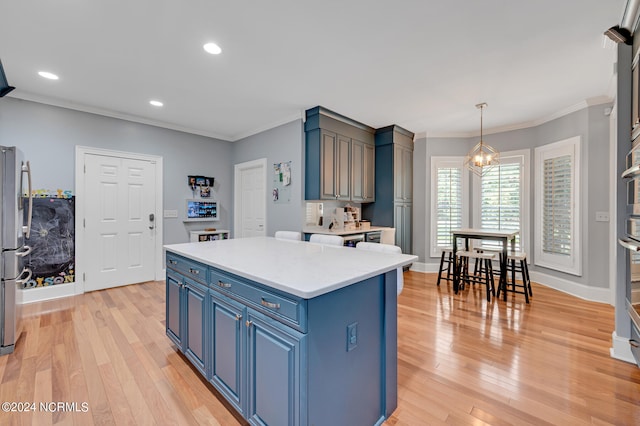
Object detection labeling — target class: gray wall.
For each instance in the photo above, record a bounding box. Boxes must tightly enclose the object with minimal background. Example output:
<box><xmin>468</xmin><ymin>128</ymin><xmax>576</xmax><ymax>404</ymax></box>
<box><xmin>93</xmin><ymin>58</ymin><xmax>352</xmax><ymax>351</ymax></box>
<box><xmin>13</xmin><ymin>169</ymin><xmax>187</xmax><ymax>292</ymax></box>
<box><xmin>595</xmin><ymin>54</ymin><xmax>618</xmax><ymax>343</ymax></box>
<box><xmin>0</xmin><ymin>98</ymin><xmax>234</xmax><ymax>245</ymax></box>
<box><xmin>416</xmin><ymin>104</ymin><xmax>612</xmax><ymax>290</ymax></box>
<box><xmin>232</xmin><ymin>119</ymin><xmax>304</xmax><ymax>236</ymax></box>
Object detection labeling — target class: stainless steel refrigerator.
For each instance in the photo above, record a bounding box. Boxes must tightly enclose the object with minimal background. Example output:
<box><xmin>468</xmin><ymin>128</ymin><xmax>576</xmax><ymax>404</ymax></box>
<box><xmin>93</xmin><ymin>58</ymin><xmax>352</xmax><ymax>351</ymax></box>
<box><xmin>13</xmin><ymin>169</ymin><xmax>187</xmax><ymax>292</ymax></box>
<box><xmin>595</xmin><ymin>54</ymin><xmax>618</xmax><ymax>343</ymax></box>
<box><xmin>0</xmin><ymin>146</ymin><xmax>33</xmax><ymax>355</ymax></box>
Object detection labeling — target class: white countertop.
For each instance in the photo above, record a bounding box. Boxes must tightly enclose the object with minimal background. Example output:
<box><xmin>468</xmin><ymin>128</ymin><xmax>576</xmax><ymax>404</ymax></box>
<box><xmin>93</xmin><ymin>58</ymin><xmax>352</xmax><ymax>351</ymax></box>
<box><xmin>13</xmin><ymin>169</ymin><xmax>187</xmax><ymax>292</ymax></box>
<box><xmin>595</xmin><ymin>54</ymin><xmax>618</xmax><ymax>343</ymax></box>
<box><xmin>302</xmin><ymin>226</ymin><xmax>391</xmax><ymax>236</ymax></box>
<box><xmin>165</xmin><ymin>237</ymin><xmax>417</xmax><ymax>299</ymax></box>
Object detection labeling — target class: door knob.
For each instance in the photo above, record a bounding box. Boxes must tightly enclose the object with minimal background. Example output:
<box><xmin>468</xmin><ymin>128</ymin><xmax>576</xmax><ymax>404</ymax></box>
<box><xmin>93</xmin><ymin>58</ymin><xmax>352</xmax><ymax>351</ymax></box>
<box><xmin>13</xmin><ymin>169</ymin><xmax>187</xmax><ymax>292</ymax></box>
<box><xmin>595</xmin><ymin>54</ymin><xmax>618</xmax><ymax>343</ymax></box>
<box><xmin>149</xmin><ymin>213</ymin><xmax>155</xmax><ymax>230</ymax></box>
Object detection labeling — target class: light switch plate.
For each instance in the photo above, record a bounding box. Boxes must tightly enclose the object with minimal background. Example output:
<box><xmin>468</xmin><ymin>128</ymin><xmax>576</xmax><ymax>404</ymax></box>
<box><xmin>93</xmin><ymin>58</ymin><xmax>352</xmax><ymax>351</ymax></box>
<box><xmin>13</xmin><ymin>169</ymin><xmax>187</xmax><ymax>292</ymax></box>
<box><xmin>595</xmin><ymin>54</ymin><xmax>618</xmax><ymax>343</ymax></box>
<box><xmin>595</xmin><ymin>211</ymin><xmax>609</xmax><ymax>222</ymax></box>
<box><xmin>164</xmin><ymin>209</ymin><xmax>178</xmax><ymax>218</ymax></box>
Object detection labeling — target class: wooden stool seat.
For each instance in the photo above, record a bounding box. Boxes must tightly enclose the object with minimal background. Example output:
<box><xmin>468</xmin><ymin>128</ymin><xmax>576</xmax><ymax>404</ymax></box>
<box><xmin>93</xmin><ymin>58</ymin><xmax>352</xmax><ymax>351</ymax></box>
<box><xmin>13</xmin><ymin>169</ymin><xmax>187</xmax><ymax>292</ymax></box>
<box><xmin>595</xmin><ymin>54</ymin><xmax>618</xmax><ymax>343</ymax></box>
<box><xmin>455</xmin><ymin>250</ymin><xmax>496</xmax><ymax>301</ymax></box>
<box><xmin>497</xmin><ymin>251</ymin><xmax>533</xmax><ymax>303</ymax></box>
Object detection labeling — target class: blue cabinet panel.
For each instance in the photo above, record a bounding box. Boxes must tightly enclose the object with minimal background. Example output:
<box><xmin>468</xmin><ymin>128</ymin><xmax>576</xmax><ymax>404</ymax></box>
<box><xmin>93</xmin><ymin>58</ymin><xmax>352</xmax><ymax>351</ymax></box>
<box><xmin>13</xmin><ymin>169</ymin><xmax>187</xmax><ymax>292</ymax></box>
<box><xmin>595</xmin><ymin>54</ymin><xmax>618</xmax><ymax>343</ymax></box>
<box><xmin>185</xmin><ymin>278</ymin><xmax>207</xmax><ymax>375</ymax></box>
<box><xmin>209</xmin><ymin>291</ymin><xmax>245</xmax><ymax>416</ymax></box>
<box><xmin>247</xmin><ymin>310</ymin><xmax>304</xmax><ymax>426</ymax></box>
<box><xmin>166</xmin><ymin>272</ymin><xmax>182</xmax><ymax>348</ymax></box>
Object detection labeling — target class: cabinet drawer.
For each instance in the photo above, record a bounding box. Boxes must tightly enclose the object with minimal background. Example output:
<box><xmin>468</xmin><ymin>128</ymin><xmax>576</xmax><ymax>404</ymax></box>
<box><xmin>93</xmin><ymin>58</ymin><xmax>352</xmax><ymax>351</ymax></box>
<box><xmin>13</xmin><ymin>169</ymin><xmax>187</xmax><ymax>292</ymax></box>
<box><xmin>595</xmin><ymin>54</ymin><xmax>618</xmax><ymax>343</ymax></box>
<box><xmin>167</xmin><ymin>253</ymin><xmax>208</xmax><ymax>284</ymax></box>
<box><xmin>209</xmin><ymin>268</ymin><xmax>306</xmax><ymax>332</ymax></box>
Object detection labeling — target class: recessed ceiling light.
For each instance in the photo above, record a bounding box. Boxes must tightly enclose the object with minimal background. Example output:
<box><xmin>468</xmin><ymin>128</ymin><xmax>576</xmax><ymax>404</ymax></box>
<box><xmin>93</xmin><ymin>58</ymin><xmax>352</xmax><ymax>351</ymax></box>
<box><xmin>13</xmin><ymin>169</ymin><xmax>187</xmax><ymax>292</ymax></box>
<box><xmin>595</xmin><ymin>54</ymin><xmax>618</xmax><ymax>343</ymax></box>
<box><xmin>38</xmin><ymin>71</ymin><xmax>59</xmax><ymax>80</ymax></box>
<box><xmin>203</xmin><ymin>42</ymin><xmax>222</xmax><ymax>55</ymax></box>
<box><xmin>149</xmin><ymin>100</ymin><xmax>163</xmax><ymax>107</ymax></box>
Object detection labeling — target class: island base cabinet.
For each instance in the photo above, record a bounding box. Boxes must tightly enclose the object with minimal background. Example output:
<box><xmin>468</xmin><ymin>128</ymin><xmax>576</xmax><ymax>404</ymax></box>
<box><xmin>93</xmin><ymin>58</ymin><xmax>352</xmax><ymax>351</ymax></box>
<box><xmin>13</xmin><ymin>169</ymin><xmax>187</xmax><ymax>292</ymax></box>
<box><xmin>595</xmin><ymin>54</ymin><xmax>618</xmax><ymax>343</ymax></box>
<box><xmin>209</xmin><ymin>292</ymin><xmax>245</xmax><ymax>417</ymax></box>
<box><xmin>184</xmin><ymin>279</ymin><xmax>207</xmax><ymax>376</ymax></box>
<box><xmin>166</xmin><ymin>272</ymin><xmax>183</xmax><ymax>348</ymax></box>
<box><xmin>247</xmin><ymin>310</ymin><xmax>305</xmax><ymax>426</ymax></box>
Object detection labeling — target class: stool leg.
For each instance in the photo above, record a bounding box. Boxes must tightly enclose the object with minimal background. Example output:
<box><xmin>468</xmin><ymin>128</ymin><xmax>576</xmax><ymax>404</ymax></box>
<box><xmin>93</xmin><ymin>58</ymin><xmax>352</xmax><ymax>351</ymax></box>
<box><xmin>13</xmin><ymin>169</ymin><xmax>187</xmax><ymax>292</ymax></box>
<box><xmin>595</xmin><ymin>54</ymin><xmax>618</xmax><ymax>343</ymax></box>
<box><xmin>510</xmin><ymin>259</ymin><xmax>516</xmax><ymax>292</ymax></box>
<box><xmin>523</xmin><ymin>259</ymin><xmax>532</xmax><ymax>296</ymax></box>
<box><xmin>437</xmin><ymin>251</ymin><xmax>445</xmax><ymax>286</ymax></box>
<box><xmin>447</xmin><ymin>252</ymin><xmax>452</xmax><ymax>281</ymax></box>
<box><xmin>484</xmin><ymin>259</ymin><xmax>491</xmax><ymax>302</ymax></box>
<box><xmin>521</xmin><ymin>259</ymin><xmax>530</xmax><ymax>303</ymax></box>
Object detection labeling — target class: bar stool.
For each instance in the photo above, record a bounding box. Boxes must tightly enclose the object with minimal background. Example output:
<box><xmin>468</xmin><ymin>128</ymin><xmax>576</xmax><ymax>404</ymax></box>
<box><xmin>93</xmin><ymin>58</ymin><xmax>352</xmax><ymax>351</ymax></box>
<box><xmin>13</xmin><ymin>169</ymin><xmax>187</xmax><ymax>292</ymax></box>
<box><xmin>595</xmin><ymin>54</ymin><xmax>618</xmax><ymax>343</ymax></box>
<box><xmin>456</xmin><ymin>250</ymin><xmax>496</xmax><ymax>301</ymax></box>
<box><xmin>437</xmin><ymin>247</ymin><xmax>453</xmax><ymax>286</ymax></box>
<box><xmin>497</xmin><ymin>251</ymin><xmax>532</xmax><ymax>303</ymax></box>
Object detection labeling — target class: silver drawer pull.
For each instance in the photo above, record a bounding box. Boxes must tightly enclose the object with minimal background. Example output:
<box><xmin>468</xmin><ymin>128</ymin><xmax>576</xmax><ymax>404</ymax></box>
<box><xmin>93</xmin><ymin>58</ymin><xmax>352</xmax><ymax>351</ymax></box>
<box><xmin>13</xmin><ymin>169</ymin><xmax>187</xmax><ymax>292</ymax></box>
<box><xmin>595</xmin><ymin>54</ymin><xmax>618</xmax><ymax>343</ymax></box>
<box><xmin>169</xmin><ymin>259</ymin><xmax>178</xmax><ymax>265</ymax></box>
<box><xmin>189</xmin><ymin>268</ymin><xmax>199</xmax><ymax>275</ymax></box>
<box><xmin>217</xmin><ymin>280</ymin><xmax>231</xmax><ymax>288</ymax></box>
<box><xmin>619</xmin><ymin>238</ymin><xmax>640</xmax><ymax>251</ymax></box>
<box><xmin>261</xmin><ymin>298</ymin><xmax>280</xmax><ymax>309</ymax></box>
<box><xmin>235</xmin><ymin>314</ymin><xmax>242</xmax><ymax>321</ymax></box>
<box><xmin>631</xmin><ymin>340</ymin><xmax>639</xmax><ymax>348</ymax></box>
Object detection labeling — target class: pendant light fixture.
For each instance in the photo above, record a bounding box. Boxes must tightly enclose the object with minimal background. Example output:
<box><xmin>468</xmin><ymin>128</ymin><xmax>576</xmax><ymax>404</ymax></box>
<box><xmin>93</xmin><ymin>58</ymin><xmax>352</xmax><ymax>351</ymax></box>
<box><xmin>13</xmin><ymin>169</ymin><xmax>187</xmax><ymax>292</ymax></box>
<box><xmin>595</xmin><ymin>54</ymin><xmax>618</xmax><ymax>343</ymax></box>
<box><xmin>464</xmin><ymin>102</ymin><xmax>499</xmax><ymax>177</ymax></box>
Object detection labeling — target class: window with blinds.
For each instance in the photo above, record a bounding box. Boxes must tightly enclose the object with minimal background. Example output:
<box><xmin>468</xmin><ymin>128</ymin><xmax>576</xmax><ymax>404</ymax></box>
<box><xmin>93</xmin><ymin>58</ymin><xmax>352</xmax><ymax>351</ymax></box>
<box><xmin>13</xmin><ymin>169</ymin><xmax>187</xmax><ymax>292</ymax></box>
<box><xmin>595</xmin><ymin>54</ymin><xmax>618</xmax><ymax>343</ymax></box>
<box><xmin>479</xmin><ymin>163</ymin><xmax>521</xmax><ymax>247</ymax></box>
<box><xmin>534</xmin><ymin>136</ymin><xmax>581</xmax><ymax>276</ymax></box>
<box><xmin>542</xmin><ymin>155</ymin><xmax>572</xmax><ymax>256</ymax></box>
<box><xmin>430</xmin><ymin>157</ymin><xmax>468</xmax><ymax>257</ymax></box>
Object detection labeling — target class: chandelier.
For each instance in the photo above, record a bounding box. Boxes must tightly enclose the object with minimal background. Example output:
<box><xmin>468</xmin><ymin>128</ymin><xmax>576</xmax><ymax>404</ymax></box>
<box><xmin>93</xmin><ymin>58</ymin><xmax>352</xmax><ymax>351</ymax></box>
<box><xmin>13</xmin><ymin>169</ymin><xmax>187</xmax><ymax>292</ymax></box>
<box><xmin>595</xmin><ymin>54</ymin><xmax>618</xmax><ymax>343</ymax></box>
<box><xmin>464</xmin><ymin>103</ymin><xmax>499</xmax><ymax>177</ymax></box>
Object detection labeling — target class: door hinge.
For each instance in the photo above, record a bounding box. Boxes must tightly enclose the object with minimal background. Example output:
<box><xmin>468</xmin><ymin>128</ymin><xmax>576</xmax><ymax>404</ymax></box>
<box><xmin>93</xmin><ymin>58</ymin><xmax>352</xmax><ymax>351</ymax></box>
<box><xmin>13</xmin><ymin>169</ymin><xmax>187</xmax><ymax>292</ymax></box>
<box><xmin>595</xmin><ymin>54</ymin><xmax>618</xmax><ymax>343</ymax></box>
<box><xmin>83</xmin><ymin>272</ymin><xmax>86</xmax><ymax>282</ymax></box>
<box><xmin>83</xmin><ymin>218</ymin><xmax>86</xmax><ymax>228</ymax></box>
<box><xmin>84</xmin><ymin>164</ymin><xmax>86</xmax><ymax>173</ymax></box>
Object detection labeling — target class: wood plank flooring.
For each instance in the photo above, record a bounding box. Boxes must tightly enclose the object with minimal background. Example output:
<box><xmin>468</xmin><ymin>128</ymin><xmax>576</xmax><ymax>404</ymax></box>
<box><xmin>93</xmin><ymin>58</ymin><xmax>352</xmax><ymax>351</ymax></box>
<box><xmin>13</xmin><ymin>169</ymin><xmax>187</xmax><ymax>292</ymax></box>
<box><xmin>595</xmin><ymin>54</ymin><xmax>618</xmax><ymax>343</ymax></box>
<box><xmin>1</xmin><ymin>272</ymin><xmax>639</xmax><ymax>425</ymax></box>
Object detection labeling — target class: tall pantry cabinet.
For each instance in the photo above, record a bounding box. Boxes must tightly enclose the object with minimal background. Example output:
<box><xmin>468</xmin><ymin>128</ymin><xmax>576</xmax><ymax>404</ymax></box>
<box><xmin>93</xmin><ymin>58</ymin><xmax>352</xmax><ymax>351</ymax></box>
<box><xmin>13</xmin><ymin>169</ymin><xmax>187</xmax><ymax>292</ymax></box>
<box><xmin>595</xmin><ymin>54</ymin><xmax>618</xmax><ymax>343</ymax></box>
<box><xmin>362</xmin><ymin>125</ymin><xmax>415</xmax><ymax>255</ymax></box>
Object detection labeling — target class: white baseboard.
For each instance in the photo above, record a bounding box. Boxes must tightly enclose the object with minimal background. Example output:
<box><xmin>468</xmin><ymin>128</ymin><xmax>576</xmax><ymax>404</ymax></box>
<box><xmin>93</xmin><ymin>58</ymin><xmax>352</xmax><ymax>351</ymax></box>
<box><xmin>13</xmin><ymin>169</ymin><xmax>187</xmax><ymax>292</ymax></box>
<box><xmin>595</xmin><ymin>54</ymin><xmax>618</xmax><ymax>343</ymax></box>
<box><xmin>610</xmin><ymin>331</ymin><xmax>636</xmax><ymax>364</ymax></box>
<box><xmin>528</xmin><ymin>271</ymin><xmax>612</xmax><ymax>304</ymax></box>
<box><xmin>409</xmin><ymin>262</ymin><xmax>438</xmax><ymax>273</ymax></box>
<box><xmin>17</xmin><ymin>282</ymin><xmax>76</xmax><ymax>304</ymax></box>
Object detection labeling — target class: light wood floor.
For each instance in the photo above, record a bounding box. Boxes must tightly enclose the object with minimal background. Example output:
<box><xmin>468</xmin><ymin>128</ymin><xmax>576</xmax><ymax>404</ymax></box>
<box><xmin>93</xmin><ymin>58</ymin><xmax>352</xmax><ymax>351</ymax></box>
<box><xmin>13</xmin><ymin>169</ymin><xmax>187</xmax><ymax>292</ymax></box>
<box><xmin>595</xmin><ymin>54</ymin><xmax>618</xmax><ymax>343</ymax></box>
<box><xmin>1</xmin><ymin>272</ymin><xmax>639</xmax><ymax>425</ymax></box>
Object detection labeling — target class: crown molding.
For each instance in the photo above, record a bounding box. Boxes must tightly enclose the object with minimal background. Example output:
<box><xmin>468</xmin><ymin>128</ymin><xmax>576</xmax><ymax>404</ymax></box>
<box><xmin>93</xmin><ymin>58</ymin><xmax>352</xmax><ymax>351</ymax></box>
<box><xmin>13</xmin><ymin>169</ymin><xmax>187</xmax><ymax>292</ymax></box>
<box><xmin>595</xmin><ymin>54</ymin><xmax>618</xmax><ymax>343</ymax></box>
<box><xmin>418</xmin><ymin>97</ymin><xmax>613</xmax><ymax>140</ymax></box>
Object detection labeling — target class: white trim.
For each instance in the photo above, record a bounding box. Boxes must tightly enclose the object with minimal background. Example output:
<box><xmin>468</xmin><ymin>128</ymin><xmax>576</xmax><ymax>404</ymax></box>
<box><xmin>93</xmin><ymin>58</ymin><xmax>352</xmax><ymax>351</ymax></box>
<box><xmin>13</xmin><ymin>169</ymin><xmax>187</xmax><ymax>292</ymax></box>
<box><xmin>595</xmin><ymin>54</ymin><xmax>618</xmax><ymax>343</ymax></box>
<box><xmin>418</xmin><ymin>97</ymin><xmax>612</xmax><ymax>139</ymax></box>
<box><xmin>408</xmin><ymin>262</ymin><xmax>432</xmax><ymax>273</ymax></box>
<box><xmin>429</xmin><ymin>156</ymin><xmax>469</xmax><ymax>258</ymax></box>
<box><xmin>610</xmin><ymin>331</ymin><xmax>636</xmax><ymax>364</ymax></box>
<box><xmin>534</xmin><ymin>136</ymin><xmax>582</xmax><ymax>276</ymax></box>
<box><xmin>471</xmin><ymin>149</ymin><xmax>531</xmax><ymax>257</ymax></box>
<box><xmin>10</xmin><ymin>91</ymin><xmax>301</xmax><ymax>142</ymax></box>
<box><xmin>75</xmin><ymin>146</ymin><xmax>164</xmax><ymax>296</ymax></box>
<box><xmin>233</xmin><ymin>158</ymin><xmax>268</xmax><ymax>238</ymax></box>
<box><xmin>16</xmin><ymin>283</ymin><xmax>76</xmax><ymax>305</ymax></box>
<box><xmin>609</xmin><ymin>104</ymin><xmax>618</xmax><ymax>306</ymax></box>
<box><xmin>528</xmin><ymin>270</ymin><xmax>609</xmax><ymax>303</ymax></box>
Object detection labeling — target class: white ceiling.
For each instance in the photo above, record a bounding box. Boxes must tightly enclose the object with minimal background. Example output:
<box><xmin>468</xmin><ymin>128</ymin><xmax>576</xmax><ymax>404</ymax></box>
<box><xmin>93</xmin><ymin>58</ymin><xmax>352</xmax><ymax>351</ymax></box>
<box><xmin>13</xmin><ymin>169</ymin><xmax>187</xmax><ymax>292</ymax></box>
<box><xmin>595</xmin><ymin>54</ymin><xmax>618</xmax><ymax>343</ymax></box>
<box><xmin>0</xmin><ymin>0</ymin><xmax>627</xmax><ymax>141</ymax></box>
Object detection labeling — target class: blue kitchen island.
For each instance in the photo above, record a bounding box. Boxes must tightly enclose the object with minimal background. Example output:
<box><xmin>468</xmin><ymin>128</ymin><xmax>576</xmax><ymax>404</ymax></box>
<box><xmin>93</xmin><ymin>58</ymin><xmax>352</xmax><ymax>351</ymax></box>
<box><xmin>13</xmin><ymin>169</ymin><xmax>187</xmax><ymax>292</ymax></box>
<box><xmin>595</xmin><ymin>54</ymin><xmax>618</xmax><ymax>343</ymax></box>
<box><xmin>164</xmin><ymin>237</ymin><xmax>417</xmax><ymax>426</ymax></box>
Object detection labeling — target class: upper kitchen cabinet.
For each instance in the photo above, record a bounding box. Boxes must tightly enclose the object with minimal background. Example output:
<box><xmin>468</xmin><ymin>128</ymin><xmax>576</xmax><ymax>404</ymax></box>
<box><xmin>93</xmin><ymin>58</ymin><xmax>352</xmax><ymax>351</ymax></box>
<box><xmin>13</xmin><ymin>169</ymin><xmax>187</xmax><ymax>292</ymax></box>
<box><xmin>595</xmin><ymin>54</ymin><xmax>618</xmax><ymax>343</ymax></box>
<box><xmin>362</xmin><ymin>125</ymin><xmax>415</xmax><ymax>254</ymax></box>
<box><xmin>305</xmin><ymin>106</ymin><xmax>375</xmax><ymax>202</ymax></box>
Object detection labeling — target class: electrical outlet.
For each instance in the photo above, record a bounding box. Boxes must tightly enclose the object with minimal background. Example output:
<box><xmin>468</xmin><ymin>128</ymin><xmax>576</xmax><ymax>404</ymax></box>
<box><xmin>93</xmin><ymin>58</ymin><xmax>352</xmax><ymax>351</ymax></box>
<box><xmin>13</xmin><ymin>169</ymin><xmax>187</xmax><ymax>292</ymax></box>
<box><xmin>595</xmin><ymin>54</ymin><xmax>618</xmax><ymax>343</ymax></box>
<box><xmin>595</xmin><ymin>211</ymin><xmax>609</xmax><ymax>222</ymax></box>
<box><xmin>164</xmin><ymin>209</ymin><xmax>178</xmax><ymax>218</ymax></box>
<box><xmin>347</xmin><ymin>322</ymin><xmax>358</xmax><ymax>352</ymax></box>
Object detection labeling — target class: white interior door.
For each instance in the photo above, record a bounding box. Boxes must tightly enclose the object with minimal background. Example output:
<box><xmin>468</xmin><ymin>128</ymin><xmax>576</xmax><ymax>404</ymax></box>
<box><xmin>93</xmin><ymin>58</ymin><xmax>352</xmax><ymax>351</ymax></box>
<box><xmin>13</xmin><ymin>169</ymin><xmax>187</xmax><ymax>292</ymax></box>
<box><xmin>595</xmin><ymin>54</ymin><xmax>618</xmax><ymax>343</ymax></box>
<box><xmin>234</xmin><ymin>159</ymin><xmax>266</xmax><ymax>238</ymax></box>
<box><xmin>84</xmin><ymin>154</ymin><xmax>156</xmax><ymax>291</ymax></box>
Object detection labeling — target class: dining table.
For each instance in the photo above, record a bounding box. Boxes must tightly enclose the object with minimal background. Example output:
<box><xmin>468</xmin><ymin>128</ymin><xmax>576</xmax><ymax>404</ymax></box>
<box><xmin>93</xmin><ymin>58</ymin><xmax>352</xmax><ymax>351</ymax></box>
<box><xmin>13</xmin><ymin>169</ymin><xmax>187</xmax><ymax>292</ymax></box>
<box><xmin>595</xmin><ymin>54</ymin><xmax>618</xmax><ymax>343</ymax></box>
<box><xmin>451</xmin><ymin>228</ymin><xmax>519</xmax><ymax>300</ymax></box>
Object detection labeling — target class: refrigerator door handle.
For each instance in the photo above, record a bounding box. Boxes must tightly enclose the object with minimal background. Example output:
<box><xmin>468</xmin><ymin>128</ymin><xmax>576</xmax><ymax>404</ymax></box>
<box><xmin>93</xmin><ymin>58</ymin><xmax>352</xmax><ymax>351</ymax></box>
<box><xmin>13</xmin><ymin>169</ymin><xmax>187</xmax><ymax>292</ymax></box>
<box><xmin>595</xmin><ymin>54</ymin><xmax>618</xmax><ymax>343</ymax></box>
<box><xmin>15</xmin><ymin>245</ymin><xmax>32</xmax><ymax>257</ymax></box>
<box><xmin>15</xmin><ymin>267</ymin><xmax>32</xmax><ymax>285</ymax></box>
<box><xmin>21</xmin><ymin>160</ymin><xmax>33</xmax><ymax>239</ymax></box>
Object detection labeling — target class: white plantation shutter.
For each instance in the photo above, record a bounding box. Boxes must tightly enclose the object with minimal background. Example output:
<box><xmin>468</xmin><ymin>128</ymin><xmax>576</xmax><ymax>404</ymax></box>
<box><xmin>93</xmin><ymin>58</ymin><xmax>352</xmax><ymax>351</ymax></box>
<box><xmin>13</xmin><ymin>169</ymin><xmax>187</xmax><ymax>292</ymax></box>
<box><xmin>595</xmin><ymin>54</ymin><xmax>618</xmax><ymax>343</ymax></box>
<box><xmin>542</xmin><ymin>155</ymin><xmax>572</xmax><ymax>256</ymax></box>
<box><xmin>431</xmin><ymin>158</ymin><xmax>468</xmax><ymax>257</ymax></box>
<box><xmin>534</xmin><ymin>137</ymin><xmax>581</xmax><ymax>276</ymax></box>
<box><xmin>436</xmin><ymin>167</ymin><xmax>463</xmax><ymax>246</ymax></box>
<box><xmin>480</xmin><ymin>162</ymin><xmax>521</xmax><ymax>247</ymax></box>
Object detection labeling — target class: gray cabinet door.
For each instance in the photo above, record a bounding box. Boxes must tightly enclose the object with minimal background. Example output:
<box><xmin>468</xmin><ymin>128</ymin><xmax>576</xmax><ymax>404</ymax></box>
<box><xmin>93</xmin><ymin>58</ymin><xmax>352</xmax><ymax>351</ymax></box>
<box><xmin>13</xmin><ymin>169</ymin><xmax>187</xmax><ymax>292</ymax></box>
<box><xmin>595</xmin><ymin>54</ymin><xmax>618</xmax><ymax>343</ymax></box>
<box><xmin>394</xmin><ymin>145</ymin><xmax>413</xmax><ymax>203</ymax></box>
<box><xmin>185</xmin><ymin>279</ymin><xmax>207</xmax><ymax>375</ymax></box>
<box><xmin>336</xmin><ymin>134</ymin><xmax>351</xmax><ymax>201</ymax></box>
<box><xmin>209</xmin><ymin>291</ymin><xmax>245</xmax><ymax>416</ymax></box>
<box><xmin>363</xmin><ymin>142</ymin><xmax>375</xmax><ymax>202</ymax></box>
<box><xmin>351</xmin><ymin>139</ymin><xmax>375</xmax><ymax>203</ymax></box>
<box><xmin>246</xmin><ymin>310</ymin><xmax>304</xmax><ymax>426</ymax></box>
<box><xmin>166</xmin><ymin>272</ymin><xmax>183</xmax><ymax>348</ymax></box>
<box><xmin>394</xmin><ymin>203</ymin><xmax>412</xmax><ymax>254</ymax></box>
<box><xmin>320</xmin><ymin>130</ymin><xmax>337</xmax><ymax>199</ymax></box>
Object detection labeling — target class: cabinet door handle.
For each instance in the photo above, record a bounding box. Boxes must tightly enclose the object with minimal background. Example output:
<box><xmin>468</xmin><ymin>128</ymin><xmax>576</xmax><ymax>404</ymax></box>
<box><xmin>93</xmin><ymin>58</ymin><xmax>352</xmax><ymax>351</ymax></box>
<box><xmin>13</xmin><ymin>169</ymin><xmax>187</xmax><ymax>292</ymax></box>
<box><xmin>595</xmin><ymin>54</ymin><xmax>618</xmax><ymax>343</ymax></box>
<box><xmin>169</xmin><ymin>259</ymin><xmax>178</xmax><ymax>265</ymax></box>
<box><xmin>217</xmin><ymin>280</ymin><xmax>231</xmax><ymax>288</ymax></box>
<box><xmin>245</xmin><ymin>320</ymin><xmax>253</xmax><ymax>328</ymax></box>
<box><xmin>189</xmin><ymin>268</ymin><xmax>199</xmax><ymax>275</ymax></box>
<box><xmin>261</xmin><ymin>298</ymin><xmax>280</xmax><ymax>309</ymax></box>
<box><xmin>235</xmin><ymin>314</ymin><xmax>242</xmax><ymax>321</ymax></box>
<box><xmin>631</xmin><ymin>340</ymin><xmax>639</xmax><ymax>348</ymax></box>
